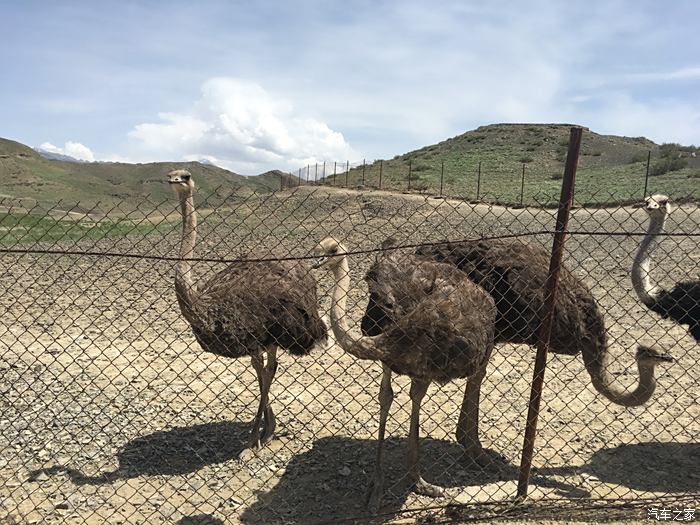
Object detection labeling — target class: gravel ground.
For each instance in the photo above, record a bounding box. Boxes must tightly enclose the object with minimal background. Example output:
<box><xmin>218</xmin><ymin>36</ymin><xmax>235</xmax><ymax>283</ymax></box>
<box><xmin>1</xmin><ymin>187</ymin><xmax>698</xmax><ymax>524</ymax></box>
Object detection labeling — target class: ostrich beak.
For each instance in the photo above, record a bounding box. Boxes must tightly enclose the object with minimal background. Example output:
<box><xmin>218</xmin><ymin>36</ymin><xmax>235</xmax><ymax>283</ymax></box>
<box><xmin>631</xmin><ymin>201</ymin><xmax>646</xmax><ymax>209</ymax></box>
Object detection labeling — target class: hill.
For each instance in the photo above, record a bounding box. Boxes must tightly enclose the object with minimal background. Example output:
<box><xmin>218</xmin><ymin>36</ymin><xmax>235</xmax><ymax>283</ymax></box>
<box><xmin>320</xmin><ymin>124</ymin><xmax>699</xmax><ymax>205</ymax></box>
<box><xmin>0</xmin><ymin>138</ymin><xmax>288</xmax><ymax>211</ymax></box>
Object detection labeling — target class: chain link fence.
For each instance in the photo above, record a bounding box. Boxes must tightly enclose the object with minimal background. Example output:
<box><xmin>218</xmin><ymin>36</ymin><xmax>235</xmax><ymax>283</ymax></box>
<box><xmin>0</xmin><ymin>174</ymin><xmax>698</xmax><ymax>524</ymax></box>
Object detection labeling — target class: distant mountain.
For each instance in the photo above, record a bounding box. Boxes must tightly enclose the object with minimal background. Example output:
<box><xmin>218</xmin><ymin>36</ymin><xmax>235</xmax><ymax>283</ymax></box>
<box><xmin>34</xmin><ymin>147</ymin><xmax>89</xmax><ymax>163</ymax></box>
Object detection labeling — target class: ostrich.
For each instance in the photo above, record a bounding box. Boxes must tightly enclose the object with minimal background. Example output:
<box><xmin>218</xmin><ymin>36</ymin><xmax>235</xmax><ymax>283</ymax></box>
<box><xmin>632</xmin><ymin>194</ymin><xmax>700</xmax><ymax>342</ymax></box>
<box><xmin>358</xmin><ymin>237</ymin><xmax>676</xmax><ymax>450</ymax></box>
<box><xmin>167</xmin><ymin>170</ymin><xmax>327</xmax><ymax>451</ymax></box>
<box><xmin>312</xmin><ymin>237</ymin><xmax>496</xmax><ymax>508</ymax></box>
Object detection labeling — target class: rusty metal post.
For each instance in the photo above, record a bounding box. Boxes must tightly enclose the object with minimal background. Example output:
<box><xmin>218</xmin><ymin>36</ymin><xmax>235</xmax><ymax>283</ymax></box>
<box><xmin>476</xmin><ymin>161</ymin><xmax>481</xmax><ymax>200</ymax></box>
<box><xmin>516</xmin><ymin>126</ymin><xmax>583</xmax><ymax>501</ymax></box>
<box><xmin>643</xmin><ymin>150</ymin><xmax>651</xmax><ymax>198</ymax></box>
<box><xmin>322</xmin><ymin>161</ymin><xmax>326</xmax><ymax>181</ymax></box>
<box><xmin>440</xmin><ymin>161</ymin><xmax>444</xmax><ymax>196</ymax></box>
<box><xmin>520</xmin><ymin>162</ymin><xmax>526</xmax><ymax>205</ymax></box>
<box><xmin>306</xmin><ymin>164</ymin><xmax>309</xmax><ymax>183</ymax></box>
<box><xmin>333</xmin><ymin>161</ymin><xmax>337</xmax><ymax>186</ymax></box>
<box><xmin>362</xmin><ymin>159</ymin><xmax>366</xmax><ymax>186</ymax></box>
<box><xmin>314</xmin><ymin>162</ymin><xmax>318</xmax><ymax>183</ymax></box>
<box><xmin>345</xmin><ymin>160</ymin><xmax>349</xmax><ymax>187</ymax></box>
<box><xmin>298</xmin><ymin>167</ymin><xmax>302</xmax><ymax>186</ymax></box>
<box><xmin>379</xmin><ymin>160</ymin><xmax>383</xmax><ymax>189</ymax></box>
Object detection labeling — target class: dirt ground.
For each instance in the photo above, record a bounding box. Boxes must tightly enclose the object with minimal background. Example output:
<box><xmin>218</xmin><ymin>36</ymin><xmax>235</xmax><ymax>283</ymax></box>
<box><xmin>1</xmin><ymin>187</ymin><xmax>698</xmax><ymax>524</ymax></box>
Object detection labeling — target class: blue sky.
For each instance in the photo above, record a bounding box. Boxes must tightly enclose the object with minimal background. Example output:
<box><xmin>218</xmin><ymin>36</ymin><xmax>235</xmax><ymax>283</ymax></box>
<box><xmin>1</xmin><ymin>0</ymin><xmax>699</xmax><ymax>174</ymax></box>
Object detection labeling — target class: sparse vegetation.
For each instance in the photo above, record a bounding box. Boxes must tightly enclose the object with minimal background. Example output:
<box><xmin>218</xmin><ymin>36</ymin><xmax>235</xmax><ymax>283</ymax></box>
<box><xmin>0</xmin><ymin>212</ymin><xmax>175</xmax><ymax>245</ymax></box>
<box><xmin>650</xmin><ymin>157</ymin><xmax>688</xmax><ymax>177</ymax></box>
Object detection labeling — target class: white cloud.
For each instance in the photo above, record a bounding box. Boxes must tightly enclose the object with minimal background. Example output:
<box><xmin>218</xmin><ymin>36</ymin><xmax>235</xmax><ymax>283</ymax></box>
<box><xmin>38</xmin><ymin>141</ymin><xmax>95</xmax><ymax>161</ymax></box>
<box><xmin>127</xmin><ymin>78</ymin><xmax>357</xmax><ymax>174</ymax></box>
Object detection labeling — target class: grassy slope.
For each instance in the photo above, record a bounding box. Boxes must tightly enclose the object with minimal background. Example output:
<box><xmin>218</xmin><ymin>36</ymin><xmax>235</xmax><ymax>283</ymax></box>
<box><xmin>0</xmin><ymin>138</ymin><xmax>283</xmax><ymax>211</ymax></box>
<box><xmin>320</xmin><ymin>124</ymin><xmax>699</xmax><ymax>205</ymax></box>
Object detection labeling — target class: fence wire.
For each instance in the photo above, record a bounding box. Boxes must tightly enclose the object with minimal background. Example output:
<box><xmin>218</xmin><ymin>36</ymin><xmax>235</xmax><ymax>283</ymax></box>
<box><xmin>0</xmin><ymin>183</ymin><xmax>698</xmax><ymax>525</ymax></box>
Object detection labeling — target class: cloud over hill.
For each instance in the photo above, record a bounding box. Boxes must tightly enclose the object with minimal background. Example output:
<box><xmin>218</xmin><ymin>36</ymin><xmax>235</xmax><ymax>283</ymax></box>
<box><xmin>127</xmin><ymin>78</ymin><xmax>357</xmax><ymax>174</ymax></box>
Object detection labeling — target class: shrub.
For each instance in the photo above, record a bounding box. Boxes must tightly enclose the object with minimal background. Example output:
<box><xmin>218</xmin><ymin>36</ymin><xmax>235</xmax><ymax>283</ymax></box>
<box><xmin>659</xmin><ymin>143</ymin><xmax>682</xmax><ymax>158</ymax></box>
<box><xmin>649</xmin><ymin>157</ymin><xmax>688</xmax><ymax>176</ymax></box>
<box><xmin>519</xmin><ymin>156</ymin><xmax>534</xmax><ymax>163</ymax></box>
<box><xmin>628</xmin><ymin>152</ymin><xmax>648</xmax><ymax>164</ymax></box>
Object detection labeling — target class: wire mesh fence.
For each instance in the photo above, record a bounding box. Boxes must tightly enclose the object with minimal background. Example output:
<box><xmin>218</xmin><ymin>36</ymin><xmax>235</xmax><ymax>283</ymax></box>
<box><xmin>0</xmin><ymin>174</ymin><xmax>698</xmax><ymax>524</ymax></box>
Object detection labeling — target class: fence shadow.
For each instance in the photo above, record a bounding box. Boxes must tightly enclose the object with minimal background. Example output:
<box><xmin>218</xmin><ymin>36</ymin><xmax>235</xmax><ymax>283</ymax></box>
<box><xmin>176</xmin><ymin>515</ymin><xmax>225</xmax><ymax>525</ymax></box>
<box><xmin>240</xmin><ymin>435</ymin><xmax>584</xmax><ymax>525</ymax></box>
<box><xmin>28</xmin><ymin>421</ymin><xmax>250</xmax><ymax>485</ymax></box>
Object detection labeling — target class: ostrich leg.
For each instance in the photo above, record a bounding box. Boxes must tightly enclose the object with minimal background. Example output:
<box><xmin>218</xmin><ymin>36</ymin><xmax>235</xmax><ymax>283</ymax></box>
<box><xmin>259</xmin><ymin>347</ymin><xmax>278</xmax><ymax>445</ymax></box>
<box><xmin>456</xmin><ymin>355</ymin><xmax>493</xmax><ymax>466</ymax></box>
<box><xmin>367</xmin><ymin>363</ymin><xmax>394</xmax><ymax>512</ymax></box>
<box><xmin>408</xmin><ymin>378</ymin><xmax>444</xmax><ymax>497</ymax></box>
<box><xmin>248</xmin><ymin>352</ymin><xmax>267</xmax><ymax>449</ymax></box>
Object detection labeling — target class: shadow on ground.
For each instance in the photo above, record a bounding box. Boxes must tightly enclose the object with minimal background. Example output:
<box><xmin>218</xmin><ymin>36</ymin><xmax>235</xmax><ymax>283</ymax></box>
<box><xmin>240</xmin><ymin>435</ymin><xmax>585</xmax><ymax>525</ymax></box>
<box><xmin>574</xmin><ymin>441</ymin><xmax>699</xmax><ymax>493</ymax></box>
<box><xmin>28</xmin><ymin>421</ymin><xmax>250</xmax><ymax>485</ymax></box>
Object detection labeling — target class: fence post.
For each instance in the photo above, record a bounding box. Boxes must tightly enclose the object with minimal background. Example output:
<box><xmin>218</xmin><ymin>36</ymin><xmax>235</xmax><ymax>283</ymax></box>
<box><xmin>643</xmin><ymin>150</ymin><xmax>651</xmax><ymax>198</ymax></box>
<box><xmin>476</xmin><ymin>161</ymin><xmax>481</xmax><ymax>200</ymax></box>
<box><xmin>298</xmin><ymin>167</ymin><xmax>302</xmax><ymax>186</ymax></box>
<box><xmin>440</xmin><ymin>161</ymin><xmax>444</xmax><ymax>197</ymax></box>
<box><xmin>306</xmin><ymin>165</ymin><xmax>309</xmax><ymax>183</ymax></box>
<box><xmin>323</xmin><ymin>161</ymin><xmax>326</xmax><ymax>182</ymax></box>
<box><xmin>379</xmin><ymin>160</ymin><xmax>383</xmax><ymax>189</ymax></box>
<box><xmin>315</xmin><ymin>163</ymin><xmax>318</xmax><ymax>184</ymax></box>
<box><xmin>333</xmin><ymin>161</ymin><xmax>337</xmax><ymax>186</ymax></box>
<box><xmin>345</xmin><ymin>160</ymin><xmax>349</xmax><ymax>187</ymax></box>
<box><xmin>362</xmin><ymin>159</ymin><xmax>366</xmax><ymax>186</ymax></box>
<box><xmin>407</xmin><ymin>159</ymin><xmax>412</xmax><ymax>191</ymax></box>
<box><xmin>520</xmin><ymin>162</ymin><xmax>526</xmax><ymax>205</ymax></box>
<box><xmin>516</xmin><ymin>126</ymin><xmax>583</xmax><ymax>501</ymax></box>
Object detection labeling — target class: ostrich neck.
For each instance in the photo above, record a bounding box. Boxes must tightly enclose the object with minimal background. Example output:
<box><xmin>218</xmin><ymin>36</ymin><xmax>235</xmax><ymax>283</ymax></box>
<box><xmin>588</xmin><ymin>355</ymin><xmax>658</xmax><ymax>407</ymax></box>
<box><xmin>631</xmin><ymin>214</ymin><xmax>665</xmax><ymax>306</ymax></box>
<box><xmin>329</xmin><ymin>257</ymin><xmax>385</xmax><ymax>361</ymax></box>
<box><xmin>175</xmin><ymin>191</ymin><xmax>197</xmax><ymax>310</ymax></box>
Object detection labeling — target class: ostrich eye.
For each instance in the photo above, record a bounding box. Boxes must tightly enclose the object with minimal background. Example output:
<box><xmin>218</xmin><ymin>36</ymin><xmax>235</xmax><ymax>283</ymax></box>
<box><xmin>329</xmin><ymin>247</ymin><xmax>338</xmax><ymax>255</ymax></box>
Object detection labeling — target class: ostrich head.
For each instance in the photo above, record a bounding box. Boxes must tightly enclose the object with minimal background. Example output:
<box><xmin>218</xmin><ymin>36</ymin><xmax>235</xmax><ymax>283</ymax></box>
<box><xmin>633</xmin><ymin>194</ymin><xmax>672</xmax><ymax>218</ymax></box>
<box><xmin>636</xmin><ymin>345</ymin><xmax>674</xmax><ymax>365</ymax></box>
<box><xmin>311</xmin><ymin>237</ymin><xmax>348</xmax><ymax>269</ymax></box>
<box><xmin>166</xmin><ymin>169</ymin><xmax>195</xmax><ymax>194</ymax></box>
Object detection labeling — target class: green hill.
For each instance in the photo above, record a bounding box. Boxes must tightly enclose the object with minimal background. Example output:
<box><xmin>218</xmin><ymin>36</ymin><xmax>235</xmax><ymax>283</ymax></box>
<box><xmin>320</xmin><ymin>123</ymin><xmax>699</xmax><ymax>205</ymax></box>
<box><xmin>0</xmin><ymin>138</ymin><xmax>287</xmax><ymax>211</ymax></box>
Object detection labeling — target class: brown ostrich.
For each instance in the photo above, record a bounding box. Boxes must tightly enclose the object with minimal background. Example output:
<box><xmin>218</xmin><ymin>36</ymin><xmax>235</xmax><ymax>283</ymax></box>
<box><xmin>167</xmin><ymin>170</ymin><xmax>326</xmax><ymax>452</ymax></box>
<box><xmin>360</xmin><ymin>237</ymin><xmax>674</xmax><ymax>451</ymax></box>
<box><xmin>312</xmin><ymin>237</ymin><xmax>496</xmax><ymax>509</ymax></box>
<box><xmin>631</xmin><ymin>194</ymin><xmax>700</xmax><ymax>342</ymax></box>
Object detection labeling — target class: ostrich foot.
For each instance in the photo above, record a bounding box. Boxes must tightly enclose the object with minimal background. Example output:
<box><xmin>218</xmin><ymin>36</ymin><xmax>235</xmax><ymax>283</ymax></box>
<box><xmin>413</xmin><ymin>476</ymin><xmax>445</xmax><ymax>498</ymax></box>
<box><xmin>365</xmin><ymin>474</ymin><xmax>385</xmax><ymax>514</ymax></box>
